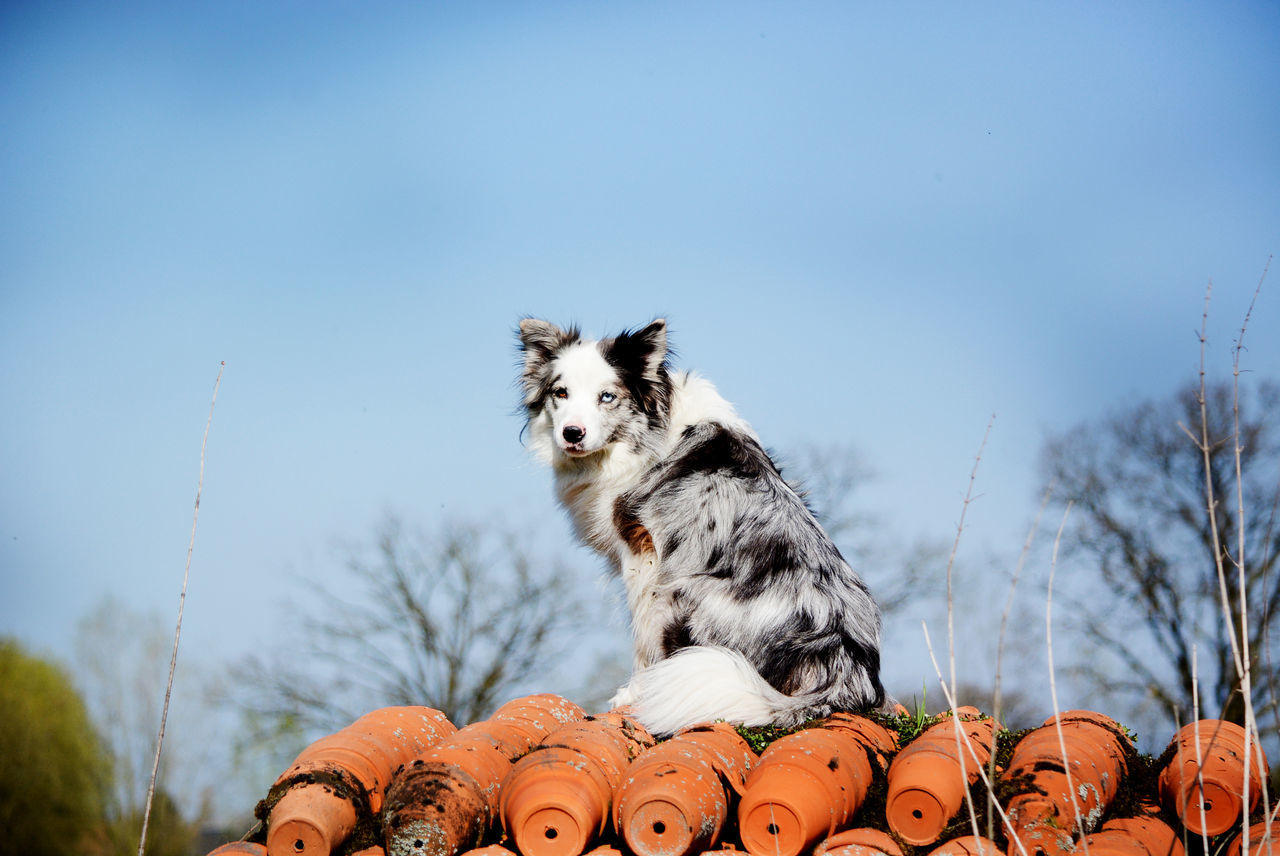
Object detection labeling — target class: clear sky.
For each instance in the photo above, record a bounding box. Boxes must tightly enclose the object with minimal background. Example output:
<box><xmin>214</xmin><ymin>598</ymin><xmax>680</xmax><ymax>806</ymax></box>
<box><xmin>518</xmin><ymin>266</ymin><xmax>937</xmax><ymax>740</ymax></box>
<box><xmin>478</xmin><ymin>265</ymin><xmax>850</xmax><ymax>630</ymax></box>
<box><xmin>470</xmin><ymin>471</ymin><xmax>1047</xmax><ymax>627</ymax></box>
<box><xmin>2</xmin><ymin>0</ymin><xmax>1278</xmax><ymax>731</ymax></box>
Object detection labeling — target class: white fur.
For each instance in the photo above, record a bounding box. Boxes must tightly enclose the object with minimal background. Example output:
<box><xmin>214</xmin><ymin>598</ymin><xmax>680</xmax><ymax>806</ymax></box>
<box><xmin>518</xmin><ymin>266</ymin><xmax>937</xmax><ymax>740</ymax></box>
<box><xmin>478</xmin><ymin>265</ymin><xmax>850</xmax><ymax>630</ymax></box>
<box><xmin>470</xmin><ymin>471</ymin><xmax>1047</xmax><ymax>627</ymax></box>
<box><xmin>621</xmin><ymin>646</ymin><xmax>815</xmax><ymax>734</ymax></box>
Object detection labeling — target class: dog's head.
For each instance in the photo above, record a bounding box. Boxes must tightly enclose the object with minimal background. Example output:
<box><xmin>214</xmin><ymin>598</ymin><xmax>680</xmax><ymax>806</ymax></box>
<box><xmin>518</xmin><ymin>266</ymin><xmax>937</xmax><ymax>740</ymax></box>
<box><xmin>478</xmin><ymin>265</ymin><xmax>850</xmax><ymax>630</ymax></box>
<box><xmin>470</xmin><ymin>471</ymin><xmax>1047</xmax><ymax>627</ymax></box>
<box><xmin>518</xmin><ymin>318</ymin><xmax>671</xmax><ymax>461</ymax></box>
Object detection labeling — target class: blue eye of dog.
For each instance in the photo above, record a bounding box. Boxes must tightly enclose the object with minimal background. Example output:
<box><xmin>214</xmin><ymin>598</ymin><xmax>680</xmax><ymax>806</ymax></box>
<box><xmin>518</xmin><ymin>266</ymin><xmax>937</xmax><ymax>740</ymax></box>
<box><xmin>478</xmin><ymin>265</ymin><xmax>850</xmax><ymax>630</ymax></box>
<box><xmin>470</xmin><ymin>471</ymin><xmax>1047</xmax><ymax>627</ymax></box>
<box><xmin>599</xmin><ymin>392</ymin><xmax>616</xmax><ymax>404</ymax></box>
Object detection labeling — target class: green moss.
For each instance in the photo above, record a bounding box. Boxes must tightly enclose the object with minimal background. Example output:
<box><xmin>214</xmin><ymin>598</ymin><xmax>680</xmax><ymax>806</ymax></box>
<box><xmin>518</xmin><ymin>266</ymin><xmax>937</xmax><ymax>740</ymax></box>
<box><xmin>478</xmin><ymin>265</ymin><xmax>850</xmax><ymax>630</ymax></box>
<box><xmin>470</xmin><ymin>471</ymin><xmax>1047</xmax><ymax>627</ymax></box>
<box><xmin>733</xmin><ymin>720</ymin><xmax>808</xmax><ymax>754</ymax></box>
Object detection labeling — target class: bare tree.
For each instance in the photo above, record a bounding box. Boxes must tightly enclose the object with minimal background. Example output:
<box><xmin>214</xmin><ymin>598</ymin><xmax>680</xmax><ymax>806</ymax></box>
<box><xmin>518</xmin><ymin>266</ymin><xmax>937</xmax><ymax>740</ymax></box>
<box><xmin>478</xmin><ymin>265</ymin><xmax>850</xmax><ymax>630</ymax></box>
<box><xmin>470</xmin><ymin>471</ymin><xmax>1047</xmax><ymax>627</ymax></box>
<box><xmin>788</xmin><ymin>443</ymin><xmax>946</xmax><ymax>616</ymax></box>
<box><xmin>1041</xmin><ymin>379</ymin><xmax>1280</xmax><ymax>737</ymax></box>
<box><xmin>72</xmin><ymin>597</ymin><xmax>211</xmax><ymax>855</ymax></box>
<box><xmin>231</xmin><ymin>515</ymin><xmax>604</xmax><ymax>744</ymax></box>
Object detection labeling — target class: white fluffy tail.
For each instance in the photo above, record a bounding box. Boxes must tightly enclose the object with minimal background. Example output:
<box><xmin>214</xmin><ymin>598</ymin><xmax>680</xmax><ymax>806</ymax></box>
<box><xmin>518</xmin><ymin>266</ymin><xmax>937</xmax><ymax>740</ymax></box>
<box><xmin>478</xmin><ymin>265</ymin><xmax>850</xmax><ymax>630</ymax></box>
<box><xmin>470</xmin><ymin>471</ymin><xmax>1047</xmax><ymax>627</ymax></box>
<box><xmin>617</xmin><ymin>646</ymin><xmax>822</xmax><ymax>736</ymax></box>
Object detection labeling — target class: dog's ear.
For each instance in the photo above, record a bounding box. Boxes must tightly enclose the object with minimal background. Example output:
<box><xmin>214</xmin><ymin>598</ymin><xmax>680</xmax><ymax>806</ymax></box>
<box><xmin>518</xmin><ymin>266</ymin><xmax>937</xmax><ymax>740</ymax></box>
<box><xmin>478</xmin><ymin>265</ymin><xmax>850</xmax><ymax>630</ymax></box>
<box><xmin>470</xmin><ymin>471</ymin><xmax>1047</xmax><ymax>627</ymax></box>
<box><xmin>518</xmin><ymin>318</ymin><xmax>564</xmax><ymax>357</ymax></box>
<box><xmin>607</xmin><ymin>318</ymin><xmax>669</xmax><ymax>387</ymax></box>
<box><xmin>517</xmin><ymin>319</ymin><xmax>580</xmax><ymax>402</ymax></box>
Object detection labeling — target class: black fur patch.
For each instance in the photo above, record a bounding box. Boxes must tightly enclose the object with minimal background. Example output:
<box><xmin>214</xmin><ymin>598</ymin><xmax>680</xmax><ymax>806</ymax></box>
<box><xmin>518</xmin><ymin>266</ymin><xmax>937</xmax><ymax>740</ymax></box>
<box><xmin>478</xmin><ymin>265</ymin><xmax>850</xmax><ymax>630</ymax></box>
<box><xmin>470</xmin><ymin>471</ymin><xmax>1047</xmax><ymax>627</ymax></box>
<box><xmin>600</xmin><ymin>321</ymin><xmax>671</xmax><ymax>423</ymax></box>
<box><xmin>661</xmin><ymin>618</ymin><xmax>694</xmax><ymax>657</ymax></box>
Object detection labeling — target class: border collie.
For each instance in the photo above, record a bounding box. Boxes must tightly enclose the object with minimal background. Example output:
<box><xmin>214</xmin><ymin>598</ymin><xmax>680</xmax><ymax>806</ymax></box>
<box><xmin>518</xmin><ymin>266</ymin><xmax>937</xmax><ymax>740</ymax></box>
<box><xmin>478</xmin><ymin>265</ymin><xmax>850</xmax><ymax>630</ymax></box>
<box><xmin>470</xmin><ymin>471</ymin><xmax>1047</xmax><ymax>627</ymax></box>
<box><xmin>517</xmin><ymin>318</ymin><xmax>887</xmax><ymax>734</ymax></box>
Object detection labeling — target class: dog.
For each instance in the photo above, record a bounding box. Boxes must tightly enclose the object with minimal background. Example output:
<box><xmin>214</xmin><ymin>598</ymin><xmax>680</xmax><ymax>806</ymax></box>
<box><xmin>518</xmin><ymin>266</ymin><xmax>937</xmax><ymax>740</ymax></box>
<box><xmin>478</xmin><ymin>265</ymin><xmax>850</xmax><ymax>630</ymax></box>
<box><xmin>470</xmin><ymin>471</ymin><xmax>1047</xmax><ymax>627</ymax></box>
<box><xmin>517</xmin><ymin>318</ymin><xmax>887</xmax><ymax>734</ymax></box>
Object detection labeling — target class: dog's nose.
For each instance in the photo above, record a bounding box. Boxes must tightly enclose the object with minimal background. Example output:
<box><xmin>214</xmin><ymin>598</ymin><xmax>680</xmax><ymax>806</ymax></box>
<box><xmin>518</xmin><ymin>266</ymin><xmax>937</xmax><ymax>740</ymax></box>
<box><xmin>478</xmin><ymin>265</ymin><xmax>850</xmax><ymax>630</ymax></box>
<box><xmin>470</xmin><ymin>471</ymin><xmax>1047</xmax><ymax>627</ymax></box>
<box><xmin>563</xmin><ymin>425</ymin><xmax>585</xmax><ymax>444</ymax></box>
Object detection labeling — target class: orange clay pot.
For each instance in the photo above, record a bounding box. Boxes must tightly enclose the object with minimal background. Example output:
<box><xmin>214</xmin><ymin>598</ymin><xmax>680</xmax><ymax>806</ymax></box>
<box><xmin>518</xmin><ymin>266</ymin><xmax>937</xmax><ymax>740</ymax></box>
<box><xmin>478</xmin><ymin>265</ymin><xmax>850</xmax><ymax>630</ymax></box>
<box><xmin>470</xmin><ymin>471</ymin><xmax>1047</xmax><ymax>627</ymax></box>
<box><xmin>267</xmin><ymin>706</ymin><xmax>456</xmax><ymax>856</ymax></box>
<box><xmin>352</xmin><ymin>848</ymin><xmax>387</xmax><ymax>856</ymax></box>
<box><xmin>615</xmin><ymin>722</ymin><xmax>758</xmax><ymax>856</ymax></box>
<box><xmin>822</xmin><ymin>713</ymin><xmax>899</xmax><ymax>771</ymax></box>
<box><xmin>813</xmin><ymin>828</ymin><xmax>905</xmax><ymax>856</ymax></box>
<box><xmin>1002</xmin><ymin>710</ymin><xmax>1132</xmax><ymax>854</ymax></box>
<box><xmin>458</xmin><ymin>846</ymin><xmax>519</xmax><ymax>856</ymax></box>
<box><xmin>924</xmin><ymin>836</ymin><xmax>1001</xmax><ymax>856</ymax></box>
<box><xmin>738</xmin><ymin>715</ymin><xmax>896</xmax><ymax>856</ymax></box>
<box><xmin>1078</xmin><ymin>816</ymin><xmax>1185</xmax><ymax>856</ymax></box>
<box><xmin>1226</xmin><ymin>819</ymin><xmax>1280</xmax><ymax>856</ymax></box>
<box><xmin>884</xmin><ymin>707</ymin><xmax>1000</xmax><ymax>847</ymax></box>
<box><xmin>500</xmin><ymin>711</ymin><xmax>656</xmax><ymax>856</ymax></box>
<box><xmin>382</xmin><ymin>694</ymin><xmax>588</xmax><ymax>856</ymax></box>
<box><xmin>205</xmin><ymin>844</ymin><xmax>268</xmax><ymax>855</ymax></box>
<box><xmin>1158</xmin><ymin>719</ymin><xmax>1269</xmax><ymax>837</ymax></box>
<box><xmin>582</xmin><ymin>847</ymin><xmax>625</xmax><ymax>856</ymax></box>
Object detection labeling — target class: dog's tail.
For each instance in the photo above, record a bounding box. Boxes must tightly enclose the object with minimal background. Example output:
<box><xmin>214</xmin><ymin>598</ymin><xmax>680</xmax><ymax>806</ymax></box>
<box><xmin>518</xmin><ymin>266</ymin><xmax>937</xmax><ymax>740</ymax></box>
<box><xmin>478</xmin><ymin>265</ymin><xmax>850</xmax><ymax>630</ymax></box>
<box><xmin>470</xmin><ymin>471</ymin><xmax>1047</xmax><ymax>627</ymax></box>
<box><xmin>622</xmin><ymin>645</ymin><xmax>835</xmax><ymax>736</ymax></box>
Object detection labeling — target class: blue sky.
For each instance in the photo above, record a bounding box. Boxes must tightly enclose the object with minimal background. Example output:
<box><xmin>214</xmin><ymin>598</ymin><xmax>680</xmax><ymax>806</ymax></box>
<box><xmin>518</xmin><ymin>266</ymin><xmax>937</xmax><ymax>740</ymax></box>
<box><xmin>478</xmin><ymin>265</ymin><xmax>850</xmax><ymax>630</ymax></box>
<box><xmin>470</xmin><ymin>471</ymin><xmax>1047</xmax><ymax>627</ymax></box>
<box><xmin>2</xmin><ymin>0</ymin><xmax>1278</xmax><ymax>736</ymax></box>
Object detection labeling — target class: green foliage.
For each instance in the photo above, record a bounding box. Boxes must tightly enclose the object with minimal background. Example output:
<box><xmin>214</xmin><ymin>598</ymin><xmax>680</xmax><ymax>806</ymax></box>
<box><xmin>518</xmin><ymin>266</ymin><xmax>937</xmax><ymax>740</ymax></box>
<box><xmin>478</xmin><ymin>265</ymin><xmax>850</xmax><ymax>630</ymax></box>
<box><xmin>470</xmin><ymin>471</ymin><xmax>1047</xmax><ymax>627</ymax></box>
<box><xmin>873</xmin><ymin>689</ymin><xmax>938</xmax><ymax>746</ymax></box>
<box><xmin>96</xmin><ymin>791</ymin><xmax>198</xmax><ymax>856</ymax></box>
<box><xmin>734</xmin><ymin>721</ymin><xmax>802</xmax><ymax>754</ymax></box>
<box><xmin>0</xmin><ymin>637</ymin><xmax>109</xmax><ymax>856</ymax></box>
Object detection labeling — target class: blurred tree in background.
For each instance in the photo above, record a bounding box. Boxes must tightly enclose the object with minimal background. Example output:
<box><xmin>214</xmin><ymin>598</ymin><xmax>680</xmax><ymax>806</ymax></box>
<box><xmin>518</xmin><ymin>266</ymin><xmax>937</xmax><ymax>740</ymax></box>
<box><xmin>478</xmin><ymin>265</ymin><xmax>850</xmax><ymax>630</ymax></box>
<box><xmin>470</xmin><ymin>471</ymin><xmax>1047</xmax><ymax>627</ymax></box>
<box><xmin>790</xmin><ymin>443</ymin><xmax>947</xmax><ymax>616</ymax></box>
<box><xmin>0</xmin><ymin>638</ymin><xmax>108</xmax><ymax>856</ymax></box>
<box><xmin>230</xmin><ymin>515</ymin><xmax>600</xmax><ymax>756</ymax></box>
<box><xmin>1042</xmin><ymin>378</ymin><xmax>1280</xmax><ymax>741</ymax></box>
<box><xmin>73</xmin><ymin>598</ymin><xmax>225</xmax><ymax>854</ymax></box>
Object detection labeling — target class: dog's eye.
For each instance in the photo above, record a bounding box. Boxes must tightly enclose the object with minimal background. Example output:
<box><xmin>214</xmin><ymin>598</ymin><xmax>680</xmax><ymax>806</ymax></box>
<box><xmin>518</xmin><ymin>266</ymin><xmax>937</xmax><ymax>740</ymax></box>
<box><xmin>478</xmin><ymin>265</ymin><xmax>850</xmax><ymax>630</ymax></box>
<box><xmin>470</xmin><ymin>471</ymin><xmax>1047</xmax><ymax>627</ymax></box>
<box><xmin>599</xmin><ymin>391</ymin><xmax>617</xmax><ymax>404</ymax></box>
<box><xmin>552</xmin><ymin>387</ymin><xmax>568</xmax><ymax>400</ymax></box>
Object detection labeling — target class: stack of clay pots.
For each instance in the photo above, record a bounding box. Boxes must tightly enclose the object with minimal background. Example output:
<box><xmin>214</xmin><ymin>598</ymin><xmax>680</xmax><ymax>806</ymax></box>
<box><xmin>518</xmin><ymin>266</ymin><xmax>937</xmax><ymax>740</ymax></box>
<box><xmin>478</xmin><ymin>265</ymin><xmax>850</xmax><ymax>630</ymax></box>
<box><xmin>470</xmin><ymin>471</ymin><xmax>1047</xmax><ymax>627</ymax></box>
<box><xmin>1000</xmin><ymin>710</ymin><xmax>1133</xmax><ymax>853</ymax></box>
<box><xmin>499</xmin><ymin>710</ymin><xmax>656</xmax><ymax>856</ymax></box>
<box><xmin>737</xmin><ymin>713</ymin><xmax>897</xmax><ymax>856</ymax></box>
<box><xmin>203</xmin><ymin>699</ymin><xmax>1277</xmax><ymax>856</ymax></box>
<box><xmin>265</xmin><ymin>705</ymin><xmax>458</xmax><ymax>856</ymax></box>
<box><xmin>382</xmin><ymin>694</ymin><xmax>588</xmax><ymax>856</ymax></box>
<box><xmin>883</xmin><ymin>707</ymin><xmax>999</xmax><ymax>848</ymax></box>
<box><xmin>1159</xmin><ymin>719</ymin><xmax>1269</xmax><ymax>838</ymax></box>
<box><xmin>614</xmin><ymin>722</ymin><xmax>757</xmax><ymax>856</ymax></box>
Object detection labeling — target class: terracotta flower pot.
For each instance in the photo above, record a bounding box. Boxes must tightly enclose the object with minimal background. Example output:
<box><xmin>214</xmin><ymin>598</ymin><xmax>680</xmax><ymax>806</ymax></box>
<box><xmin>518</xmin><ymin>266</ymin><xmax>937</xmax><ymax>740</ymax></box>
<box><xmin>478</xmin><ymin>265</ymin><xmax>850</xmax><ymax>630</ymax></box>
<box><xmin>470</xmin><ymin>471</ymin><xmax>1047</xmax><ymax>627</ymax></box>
<box><xmin>205</xmin><ymin>844</ymin><xmax>268</xmax><ymax>856</ymax></box>
<box><xmin>382</xmin><ymin>694</ymin><xmax>588</xmax><ymax>856</ymax></box>
<box><xmin>500</xmin><ymin>711</ymin><xmax>655</xmax><ymax>856</ymax></box>
<box><xmin>884</xmin><ymin>708</ymin><xmax>999</xmax><ymax>847</ymax></box>
<box><xmin>1158</xmin><ymin>719</ymin><xmax>1268</xmax><ymax>837</ymax></box>
<box><xmin>813</xmin><ymin>828</ymin><xmax>905</xmax><ymax>856</ymax></box>
<box><xmin>268</xmin><ymin>783</ymin><xmax>359</xmax><ymax>856</ymax></box>
<box><xmin>267</xmin><ymin>706</ymin><xmax>456</xmax><ymax>856</ymax></box>
<box><xmin>488</xmin><ymin>694</ymin><xmax>593</xmax><ymax>748</ymax></box>
<box><xmin>1225</xmin><ymin>820</ymin><xmax>1280</xmax><ymax>856</ymax></box>
<box><xmin>1078</xmin><ymin>816</ymin><xmax>1185</xmax><ymax>856</ymax></box>
<box><xmin>737</xmin><ymin>716</ymin><xmax>893</xmax><ymax>856</ymax></box>
<box><xmin>458</xmin><ymin>845</ymin><xmax>519</xmax><ymax>856</ymax></box>
<box><xmin>352</xmin><ymin>848</ymin><xmax>387</xmax><ymax>856</ymax></box>
<box><xmin>821</xmin><ymin>713</ymin><xmax>899</xmax><ymax>771</ymax></box>
<box><xmin>582</xmin><ymin>846</ymin><xmax>625</xmax><ymax>856</ymax></box>
<box><xmin>1002</xmin><ymin>710</ymin><xmax>1132</xmax><ymax>853</ymax></box>
<box><xmin>615</xmin><ymin>722</ymin><xmax>758</xmax><ymax>856</ymax></box>
<box><xmin>924</xmin><ymin>836</ymin><xmax>1001</xmax><ymax>856</ymax></box>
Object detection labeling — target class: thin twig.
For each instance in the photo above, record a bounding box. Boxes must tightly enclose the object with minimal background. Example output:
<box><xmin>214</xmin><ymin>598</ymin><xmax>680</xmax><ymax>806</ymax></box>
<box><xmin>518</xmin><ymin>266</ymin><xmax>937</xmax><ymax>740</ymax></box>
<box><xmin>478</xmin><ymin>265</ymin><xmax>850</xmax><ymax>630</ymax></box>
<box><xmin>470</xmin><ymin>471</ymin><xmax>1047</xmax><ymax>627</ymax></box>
<box><xmin>1190</xmin><ymin>651</ymin><xmax>1209</xmax><ymax>854</ymax></box>
<box><xmin>1046</xmin><ymin>502</ymin><xmax>1091</xmax><ymax>850</ymax></box>
<box><xmin>989</xmin><ymin>485</ymin><xmax>1052</xmax><ymax>840</ymax></box>
<box><xmin>1231</xmin><ymin>259</ymin><xmax>1272</xmax><ymax>852</ymax></box>
<box><xmin>922</xmin><ymin>622</ymin><xmax>1028</xmax><ymax>856</ymax></box>
<box><xmin>946</xmin><ymin>415</ymin><xmax>995</xmax><ymax>699</ymax></box>
<box><xmin>137</xmin><ymin>361</ymin><xmax>224</xmax><ymax>856</ymax></box>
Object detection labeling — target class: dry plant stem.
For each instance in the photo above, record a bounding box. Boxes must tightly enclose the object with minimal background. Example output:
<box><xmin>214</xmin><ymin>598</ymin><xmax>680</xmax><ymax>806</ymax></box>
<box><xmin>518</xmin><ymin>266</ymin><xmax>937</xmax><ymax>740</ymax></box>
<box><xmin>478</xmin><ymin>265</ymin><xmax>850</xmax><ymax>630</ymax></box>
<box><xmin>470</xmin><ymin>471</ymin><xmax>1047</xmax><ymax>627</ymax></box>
<box><xmin>137</xmin><ymin>361</ymin><xmax>224</xmax><ymax>856</ymax></box>
<box><xmin>1177</xmin><ymin>278</ymin><xmax>1269</xmax><ymax>849</ymax></box>
<box><xmin>946</xmin><ymin>415</ymin><xmax>995</xmax><ymax>702</ymax></box>
<box><xmin>921</xmin><ymin>623</ymin><xmax>1029</xmax><ymax>856</ymax></box>
<box><xmin>988</xmin><ymin>486</ymin><xmax>1052</xmax><ymax>841</ymax></box>
<box><xmin>1231</xmin><ymin>260</ymin><xmax>1272</xmax><ymax>850</ymax></box>
<box><xmin>1191</xmin><ymin>649</ymin><xmax>1210</xmax><ymax>855</ymax></box>
<box><xmin>940</xmin><ymin>416</ymin><xmax>992</xmax><ymax>845</ymax></box>
<box><xmin>1045</xmin><ymin>502</ymin><xmax>1091</xmax><ymax>853</ymax></box>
